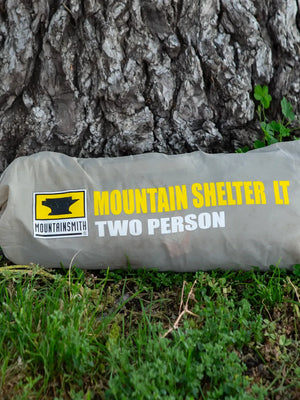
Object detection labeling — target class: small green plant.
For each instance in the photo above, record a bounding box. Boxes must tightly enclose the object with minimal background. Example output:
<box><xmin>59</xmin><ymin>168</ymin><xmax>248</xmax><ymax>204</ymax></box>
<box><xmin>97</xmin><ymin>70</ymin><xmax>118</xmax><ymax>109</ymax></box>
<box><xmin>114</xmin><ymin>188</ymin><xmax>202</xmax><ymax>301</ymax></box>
<box><xmin>292</xmin><ymin>264</ymin><xmax>300</xmax><ymax>278</ymax></box>
<box><xmin>237</xmin><ymin>85</ymin><xmax>299</xmax><ymax>153</ymax></box>
<box><xmin>254</xmin><ymin>85</ymin><xmax>299</xmax><ymax>148</ymax></box>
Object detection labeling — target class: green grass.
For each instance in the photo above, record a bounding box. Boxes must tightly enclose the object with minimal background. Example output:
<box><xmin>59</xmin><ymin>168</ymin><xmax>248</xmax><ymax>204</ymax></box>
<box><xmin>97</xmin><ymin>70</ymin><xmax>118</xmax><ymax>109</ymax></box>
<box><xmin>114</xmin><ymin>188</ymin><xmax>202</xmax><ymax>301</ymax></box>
<box><xmin>0</xmin><ymin>263</ymin><xmax>300</xmax><ymax>399</ymax></box>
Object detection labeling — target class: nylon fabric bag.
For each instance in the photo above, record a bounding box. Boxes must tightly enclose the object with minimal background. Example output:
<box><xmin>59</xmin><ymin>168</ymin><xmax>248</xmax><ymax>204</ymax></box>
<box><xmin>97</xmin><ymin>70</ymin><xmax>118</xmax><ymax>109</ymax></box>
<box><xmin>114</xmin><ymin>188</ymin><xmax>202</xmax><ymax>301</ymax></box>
<box><xmin>0</xmin><ymin>141</ymin><xmax>298</xmax><ymax>271</ymax></box>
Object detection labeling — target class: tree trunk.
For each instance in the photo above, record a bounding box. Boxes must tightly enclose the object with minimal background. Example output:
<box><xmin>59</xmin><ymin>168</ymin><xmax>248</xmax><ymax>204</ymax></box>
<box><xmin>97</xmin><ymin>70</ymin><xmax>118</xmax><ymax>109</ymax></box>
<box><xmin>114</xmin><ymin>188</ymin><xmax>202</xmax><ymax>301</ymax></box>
<box><xmin>0</xmin><ymin>0</ymin><xmax>299</xmax><ymax>172</ymax></box>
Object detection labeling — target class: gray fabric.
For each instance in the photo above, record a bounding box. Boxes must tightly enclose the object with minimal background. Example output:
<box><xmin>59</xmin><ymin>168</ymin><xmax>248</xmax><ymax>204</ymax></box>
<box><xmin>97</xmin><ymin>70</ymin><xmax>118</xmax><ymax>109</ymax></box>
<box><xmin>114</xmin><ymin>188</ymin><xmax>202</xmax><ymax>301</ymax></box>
<box><xmin>0</xmin><ymin>142</ymin><xmax>299</xmax><ymax>271</ymax></box>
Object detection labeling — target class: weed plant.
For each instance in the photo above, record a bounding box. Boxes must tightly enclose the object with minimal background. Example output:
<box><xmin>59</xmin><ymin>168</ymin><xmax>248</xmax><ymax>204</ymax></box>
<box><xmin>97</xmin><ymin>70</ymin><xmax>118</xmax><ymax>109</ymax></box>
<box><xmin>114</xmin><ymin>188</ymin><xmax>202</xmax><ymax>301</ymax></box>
<box><xmin>237</xmin><ymin>85</ymin><xmax>300</xmax><ymax>152</ymax></box>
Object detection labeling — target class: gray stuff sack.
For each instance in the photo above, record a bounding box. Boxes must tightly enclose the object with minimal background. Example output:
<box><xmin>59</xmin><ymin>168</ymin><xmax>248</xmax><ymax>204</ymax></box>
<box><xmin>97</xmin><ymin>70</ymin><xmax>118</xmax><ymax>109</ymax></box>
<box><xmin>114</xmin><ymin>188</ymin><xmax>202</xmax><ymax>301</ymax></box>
<box><xmin>0</xmin><ymin>141</ymin><xmax>298</xmax><ymax>271</ymax></box>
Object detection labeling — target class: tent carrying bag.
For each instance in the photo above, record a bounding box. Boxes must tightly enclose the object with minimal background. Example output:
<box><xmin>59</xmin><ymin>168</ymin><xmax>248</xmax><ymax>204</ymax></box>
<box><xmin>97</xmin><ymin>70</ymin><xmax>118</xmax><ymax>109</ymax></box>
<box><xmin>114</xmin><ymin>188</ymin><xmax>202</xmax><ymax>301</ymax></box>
<box><xmin>0</xmin><ymin>141</ymin><xmax>299</xmax><ymax>271</ymax></box>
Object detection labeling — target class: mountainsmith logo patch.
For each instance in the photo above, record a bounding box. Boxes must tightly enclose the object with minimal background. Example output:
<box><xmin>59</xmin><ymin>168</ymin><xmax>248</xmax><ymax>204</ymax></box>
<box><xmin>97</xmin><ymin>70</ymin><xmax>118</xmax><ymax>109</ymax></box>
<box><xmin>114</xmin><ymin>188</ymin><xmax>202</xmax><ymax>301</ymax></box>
<box><xmin>33</xmin><ymin>190</ymin><xmax>88</xmax><ymax>238</ymax></box>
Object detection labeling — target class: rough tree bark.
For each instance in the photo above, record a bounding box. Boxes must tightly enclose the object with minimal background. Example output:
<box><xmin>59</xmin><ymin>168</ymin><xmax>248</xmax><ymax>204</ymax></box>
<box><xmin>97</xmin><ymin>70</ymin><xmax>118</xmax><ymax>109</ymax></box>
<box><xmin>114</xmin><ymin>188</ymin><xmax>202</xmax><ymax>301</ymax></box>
<box><xmin>0</xmin><ymin>0</ymin><xmax>300</xmax><ymax>172</ymax></box>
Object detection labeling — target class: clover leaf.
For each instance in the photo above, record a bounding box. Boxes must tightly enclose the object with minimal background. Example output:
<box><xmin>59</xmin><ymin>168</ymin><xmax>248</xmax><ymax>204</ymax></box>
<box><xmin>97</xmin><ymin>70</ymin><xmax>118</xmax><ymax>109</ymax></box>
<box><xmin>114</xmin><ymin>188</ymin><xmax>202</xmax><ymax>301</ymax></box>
<box><xmin>281</xmin><ymin>97</ymin><xmax>295</xmax><ymax>121</ymax></box>
<box><xmin>254</xmin><ymin>85</ymin><xmax>272</xmax><ymax>109</ymax></box>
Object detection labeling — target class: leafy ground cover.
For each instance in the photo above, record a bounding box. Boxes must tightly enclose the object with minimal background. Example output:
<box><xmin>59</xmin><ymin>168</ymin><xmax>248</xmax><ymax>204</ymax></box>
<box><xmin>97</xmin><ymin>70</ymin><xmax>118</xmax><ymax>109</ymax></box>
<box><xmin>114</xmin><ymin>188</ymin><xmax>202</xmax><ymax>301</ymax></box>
<box><xmin>237</xmin><ymin>85</ymin><xmax>300</xmax><ymax>153</ymax></box>
<box><xmin>0</xmin><ymin>258</ymin><xmax>300</xmax><ymax>400</ymax></box>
